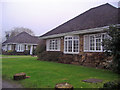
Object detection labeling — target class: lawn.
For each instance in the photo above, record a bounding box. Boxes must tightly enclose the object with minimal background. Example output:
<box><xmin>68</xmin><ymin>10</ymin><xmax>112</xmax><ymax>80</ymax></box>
<box><xmin>2</xmin><ymin>56</ymin><xmax>119</xmax><ymax>88</ymax></box>
<box><xmin>1</xmin><ymin>55</ymin><xmax>31</xmax><ymax>57</ymax></box>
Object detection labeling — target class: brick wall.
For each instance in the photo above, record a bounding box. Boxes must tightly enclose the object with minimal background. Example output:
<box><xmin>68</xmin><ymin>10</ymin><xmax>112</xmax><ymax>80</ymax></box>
<box><xmin>79</xmin><ymin>35</ymin><xmax>84</xmax><ymax>55</ymax></box>
<box><xmin>57</xmin><ymin>34</ymin><xmax>112</xmax><ymax>69</ymax></box>
<box><xmin>60</xmin><ymin>37</ymin><xmax>64</xmax><ymax>52</ymax></box>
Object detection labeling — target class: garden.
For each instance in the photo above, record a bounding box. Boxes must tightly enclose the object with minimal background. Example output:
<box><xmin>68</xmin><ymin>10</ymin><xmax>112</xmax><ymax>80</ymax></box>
<box><xmin>2</xmin><ymin>55</ymin><xmax>119</xmax><ymax>88</ymax></box>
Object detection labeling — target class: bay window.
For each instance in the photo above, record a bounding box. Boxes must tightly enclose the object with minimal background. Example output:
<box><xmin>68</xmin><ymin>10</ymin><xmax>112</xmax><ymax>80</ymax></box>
<box><xmin>64</xmin><ymin>36</ymin><xmax>79</xmax><ymax>54</ymax></box>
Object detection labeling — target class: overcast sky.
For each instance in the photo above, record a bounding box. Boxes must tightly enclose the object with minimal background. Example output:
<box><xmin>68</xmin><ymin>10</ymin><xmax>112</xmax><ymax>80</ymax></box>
<box><xmin>1</xmin><ymin>0</ymin><xmax>119</xmax><ymax>39</ymax></box>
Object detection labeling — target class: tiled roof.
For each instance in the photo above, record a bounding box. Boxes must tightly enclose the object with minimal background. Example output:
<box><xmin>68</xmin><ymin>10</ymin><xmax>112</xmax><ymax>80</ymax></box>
<box><xmin>3</xmin><ymin>32</ymin><xmax>39</xmax><ymax>44</ymax></box>
<box><xmin>41</xmin><ymin>3</ymin><xmax>119</xmax><ymax>37</ymax></box>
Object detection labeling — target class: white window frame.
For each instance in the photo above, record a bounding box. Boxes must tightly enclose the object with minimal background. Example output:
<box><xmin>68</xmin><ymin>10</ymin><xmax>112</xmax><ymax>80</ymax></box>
<box><xmin>64</xmin><ymin>35</ymin><xmax>79</xmax><ymax>54</ymax></box>
<box><xmin>46</xmin><ymin>38</ymin><xmax>60</xmax><ymax>51</ymax></box>
<box><xmin>16</xmin><ymin>44</ymin><xmax>25</xmax><ymax>52</ymax></box>
<box><xmin>89</xmin><ymin>34</ymin><xmax>103</xmax><ymax>52</ymax></box>
<box><xmin>84</xmin><ymin>33</ymin><xmax>106</xmax><ymax>52</ymax></box>
<box><xmin>26</xmin><ymin>45</ymin><xmax>28</xmax><ymax>50</ymax></box>
<box><xmin>8</xmin><ymin>44</ymin><xmax>12</xmax><ymax>50</ymax></box>
<box><xmin>2</xmin><ymin>45</ymin><xmax>7</xmax><ymax>51</ymax></box>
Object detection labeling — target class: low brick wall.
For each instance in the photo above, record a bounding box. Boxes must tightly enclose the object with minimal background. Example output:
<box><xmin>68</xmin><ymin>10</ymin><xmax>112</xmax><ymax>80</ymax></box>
<box><xmin>58</xmin><ymin>52</ymin><xmax>112</xmax><ymax>69</ymax></box>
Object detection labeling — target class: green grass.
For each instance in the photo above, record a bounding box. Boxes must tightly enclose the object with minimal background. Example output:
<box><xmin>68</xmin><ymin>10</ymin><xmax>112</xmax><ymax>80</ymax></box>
<box><xmin>1</xmin><ymin>55</ymin><xmax>31</xmax><ymax>57</ymax></box>
<box><xmin>2</xmin><ymin>56</ymin><xmax>119</xmax><ymax>88</ymax></box>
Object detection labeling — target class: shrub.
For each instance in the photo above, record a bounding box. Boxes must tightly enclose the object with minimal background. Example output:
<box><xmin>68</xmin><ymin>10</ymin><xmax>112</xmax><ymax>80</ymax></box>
<box><xmin>2</xmin><ymin>50</ymin><xmax>7</xmax><ymax>55</ymax></box>
<box><xmin>103</xmin><ymin>81</ymin><xmax>120</xmax><ymax>89</ymax></box>
<box><xmin>36</xmin><ymin>40</ymin><xmax>46</xmax><ymax>55</ymax></box>
<box><xmin>6</xmin><ymin>50</ymin><xmax>17</xmax><ymax>55</ymax></box>
<box><xmin>2</xmin><ymin>50</ymin><xmax>30</xmax><ymax>55</ymax></box>
<box><xmin>24</xmin><ymin>50</ymin><xmax>30</xmax><ymax>55</ymax></box>
<box><xmin>7</xmin><ymin>50</ymin><xmax>13</xmax><ymax>53</ymax></box>
<box><xmin>102</xmin><ymin>25</ymin><xmax>120</xmax><ymax>74</ymax></box>
<box><xmin>32</xmin><ymin>49</ymin><xmax>36</xmax><ymax>55</ymax></box>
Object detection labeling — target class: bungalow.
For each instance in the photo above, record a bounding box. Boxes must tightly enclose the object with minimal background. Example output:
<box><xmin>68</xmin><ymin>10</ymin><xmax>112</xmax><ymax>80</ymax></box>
<box><xmin>2</xmin><ymin>32</ymin><xmax>39</xmax><ymax>55</ymax></box>
<box><xmin>40</xmin><ymin>3</ymin><xmax>119</xmax><ymax>65</ymax></box>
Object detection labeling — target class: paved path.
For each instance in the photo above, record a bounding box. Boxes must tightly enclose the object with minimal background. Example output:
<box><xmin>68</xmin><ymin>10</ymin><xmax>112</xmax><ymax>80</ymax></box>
<box><xmin>0</xmin><ymin>78</ymin><xmax>23</xmax><ymax>88</ymax></box>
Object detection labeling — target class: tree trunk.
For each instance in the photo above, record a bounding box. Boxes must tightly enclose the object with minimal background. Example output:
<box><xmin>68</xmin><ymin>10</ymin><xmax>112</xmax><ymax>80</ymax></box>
<box><xmin>13</xmin><ymin>73</ymin><xmax>26</xmax><ymax>80</ymax></box>
<box><xmin>55</xmin><ymin>82</ymin><xmax>73</xmax><ymax>90</ymax></box>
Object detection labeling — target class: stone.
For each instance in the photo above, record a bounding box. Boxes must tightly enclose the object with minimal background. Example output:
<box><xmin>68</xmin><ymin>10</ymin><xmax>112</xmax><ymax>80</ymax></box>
<box><xmin>82</xmin><ymin>78</ymin><xmax>103</xmax><ymax>83</ymax></box>
<box><xmin>55</xmin><ymin>82</ymin><xmax>73</xmax><ymax>90</ymax></box>
<box><xmin>13</xmin><ymin>73</ymin><xmax>26</xmax><ymax>80</ymax></box>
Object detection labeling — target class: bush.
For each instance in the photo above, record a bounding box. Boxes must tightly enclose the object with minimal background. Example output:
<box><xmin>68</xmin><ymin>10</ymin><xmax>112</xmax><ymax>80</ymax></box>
<box><xmin>37</xmin><ymin>51</ymin><xmax>62</xmax><ymax>61</ymax></box>
<box><xmin>6</xmin><ymin>50</ymin><xmax>17</xmax><ymax>55</ymax></box>
<box><xmin>103</xmin><ymin>25</ymin><xmax>120</xmax><ymax>74</ymax></box>
<box><xmin>103</xmin><ymin>81</ymin><xmax>120</xmax><ymax>89</ymax></box>
<box><xmin>36</xmin><ymin>40</ymin><xmax>46</xmax><ymax>55</ymax></box>
<box><xmin>32</xmin><ymin>49</ymin><xmax>36</xmax><ymax>55</ymax></box>
<box><xmin>24</xmin><ymin>50</ymin><xmax>30</xmax><ymax>55</ymax></box>
<box><xmin>2</xmin><ymin>50</ymin><xmax>30</xmax><ymax>55</ymax></box>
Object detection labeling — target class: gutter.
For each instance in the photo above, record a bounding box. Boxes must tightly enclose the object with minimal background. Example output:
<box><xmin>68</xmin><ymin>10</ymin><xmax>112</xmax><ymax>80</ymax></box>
<box><xmin>39</xmin><ymin>24</ymin><xmax>120</xmax><ymax>39</ymax></box>
<box><xmin>39</xmin><ymin>26</ymin><xmax>108</xmax><ymax>39</ymax></box>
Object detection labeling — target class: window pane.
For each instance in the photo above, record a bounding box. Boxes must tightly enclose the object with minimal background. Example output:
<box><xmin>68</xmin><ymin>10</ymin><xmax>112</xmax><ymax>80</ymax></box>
<box><xmin>102</xmin><ymin>34</ymin><xmax>106</xmax><ymax>51</ymax></box>
<box><xmin>90</xmin><ymin>36</ymin><xmax>94</xmax><ymax>50</ymax></box>
<box><xmin>73</xmin><ymin>36</ymin><xmax>79</xmax><ymax>39</ymax></box>
<box><xmin>65</xmin><ymin>41</ymin><xmax>67</xmax><ymax>52</ymax></box>
<box><xmin>68</xmin><ymin>37</ymin><xmax>72</xmax><ymax>39</ymax></box>
<box><xmin>73</xmin><ymin>40</ymin><xmax>78</xmax><ymax>52</ymax></box>
<box><xmin>48</xmin><ymin>39</ymin><xmax>59</xmax><ymax>51</ymax></box>
<box><xmin>68</xmin><ymin>40</ymin><xmax>72</xmax><ymax>52</ymax></box>
<box><xmin>84</xmin><ymin>35</ymin><xmax>89</xmax><ymax>51</ymax></box>
<box><xmin>96</xmin><ymin>37</ymin><xmax>101</xmax><ymax>50</ymax></box>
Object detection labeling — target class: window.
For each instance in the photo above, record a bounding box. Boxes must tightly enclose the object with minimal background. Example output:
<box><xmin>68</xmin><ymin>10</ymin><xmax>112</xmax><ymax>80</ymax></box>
<box><xmin>84</xmin><ymin>33</ymin><xmax>107</xmax><ymax>52</ymax></box>
<box><xmin>26</xmin><ymin>45</ymin><xmax>28</xmax><ymax>50</ymax></box>
<box><xmin>7</xmin><ymin>45</ymin><xmax>11</xmax><ymax>50</ymax></box>
<box><xmin>90</xmin><ymin>36</ymin><xmax>95</xmax><ymax>50</ymax></box>
<box><xmin>16</xmin><ymin>44</ymin><xmax>25</xmax><ymax>52</ymax></box>
<box><xmin>64</xmin><ymin>36</ymin><xmax>79</xmax><ymax>54</ymax></box>
<box><xmin>46</xmin><ymin>39</ymin><xmax>60</xmax><ymax>51</ymax></box>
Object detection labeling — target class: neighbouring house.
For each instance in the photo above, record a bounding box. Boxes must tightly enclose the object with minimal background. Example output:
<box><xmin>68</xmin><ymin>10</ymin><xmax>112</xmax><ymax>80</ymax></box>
<box><xmin>40</xmin><ymin>3</ymin><xmax>119</xmax><ymax>67</ymax></box>
<box><xmin>2</xmin><ymin>32</ymin><xmax>39</xmax><ymax>55</ymax></box>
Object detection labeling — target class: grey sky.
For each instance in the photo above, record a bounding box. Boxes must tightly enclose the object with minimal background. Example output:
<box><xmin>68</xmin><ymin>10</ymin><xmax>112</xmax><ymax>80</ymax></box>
<box><xmin>1</xmin><ymin>0</ymin><xmax>119</xmax><ymax>38</ymax></box>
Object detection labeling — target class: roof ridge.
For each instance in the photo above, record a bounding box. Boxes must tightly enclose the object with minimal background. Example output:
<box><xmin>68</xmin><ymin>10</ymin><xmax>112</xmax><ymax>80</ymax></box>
<box><xmin>2</xmin><ymin>31</ymin><xmax>39</xmax><ymax>44</ymax></box>
<box><xmin>90</xmin><ymin>3</ymin><xmax>117</xmax><ymax>10</ymax></box>
<box><xmin>14</xmin><ymin>31</ymin><xmax>34</xmax><ymax>37</ymax></box>
<box><xmin>41</xmin><ymin>3</ymin><xmax>118</xmax><ymax>37</ymax></box>
<box><xmin>41</xmin><ymin>3</ymin><xmax>117</xmax><ymax>37</ymax></box>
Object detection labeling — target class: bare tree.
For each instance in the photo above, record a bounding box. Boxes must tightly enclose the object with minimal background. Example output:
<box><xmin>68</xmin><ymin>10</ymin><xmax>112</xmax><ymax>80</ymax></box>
<box><xmin>5</xmin><ymin>27</ymin><xmax>35</xmax><ymax>39</ymax></box>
